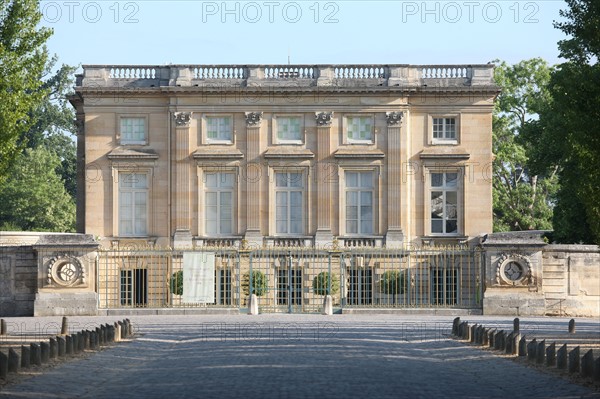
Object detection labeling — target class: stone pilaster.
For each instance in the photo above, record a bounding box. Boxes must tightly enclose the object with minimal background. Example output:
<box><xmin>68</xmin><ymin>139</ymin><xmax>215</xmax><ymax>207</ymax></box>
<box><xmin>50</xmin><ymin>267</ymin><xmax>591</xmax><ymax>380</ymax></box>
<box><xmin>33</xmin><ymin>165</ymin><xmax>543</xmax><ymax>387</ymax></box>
<box><xmin>385</xmin><ymin>112</ymin><xmax>404</xmax><ymax>247</ymax></box>
<box><xmin>244</xmin><ymin>112</ymin><xmax>263</xmax><ymax>247</ymax></box>
<box><xmin>173</xmin><ymin>112</ymin><xmax>193</xmax><ymax>249</ymax></box>
<box><xmin>314</xmin><ymin>112</ymin><xmax>334</xmax><ymax>247</ymax></box>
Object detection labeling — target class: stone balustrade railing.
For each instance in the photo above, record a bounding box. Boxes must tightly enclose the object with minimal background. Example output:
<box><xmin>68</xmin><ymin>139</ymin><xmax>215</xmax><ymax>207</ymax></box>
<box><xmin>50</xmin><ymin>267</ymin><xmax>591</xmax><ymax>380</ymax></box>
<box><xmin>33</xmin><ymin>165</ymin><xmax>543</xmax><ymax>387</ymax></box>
<box><xmin>78</xmin><ymin>64</ymin><xmax>495</xmax><ymax>88</ymax></box>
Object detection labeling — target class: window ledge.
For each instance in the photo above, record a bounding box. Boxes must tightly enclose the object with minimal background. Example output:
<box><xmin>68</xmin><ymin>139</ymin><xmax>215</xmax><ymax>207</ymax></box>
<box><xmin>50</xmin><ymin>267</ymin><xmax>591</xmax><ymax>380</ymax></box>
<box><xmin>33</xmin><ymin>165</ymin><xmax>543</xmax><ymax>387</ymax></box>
<box><xmin>107</xmin><ymin>147</ymin><xmax>158</xmax><ymax>160</ymax></box>
<box><xmin>264</xmin><ymin>148</ymin><xmax>314</xmax><ymax>159</ymax></box>
<box><xmin>193</xmin><ymin>147</ymin><xmax>244</xmax><ymax>159</ymax></box>
<box><xmin>419</xmin><ymin>148</ymin><xmax>469</xmax><ymax>160</ymax></box>
<box><xmin>334</xmin><ymin>149</ymin><xmax>385</xmax><ymax>159</ymax></box>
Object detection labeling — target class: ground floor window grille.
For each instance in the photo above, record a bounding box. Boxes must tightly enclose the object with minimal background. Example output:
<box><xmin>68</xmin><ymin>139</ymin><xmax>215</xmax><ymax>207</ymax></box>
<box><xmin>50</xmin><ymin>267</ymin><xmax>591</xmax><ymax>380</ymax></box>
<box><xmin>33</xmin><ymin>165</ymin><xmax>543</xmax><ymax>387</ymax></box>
<box><xmin>348</xmin><ymin>269</ymin><xmax>373</xmax><ymax>305</ymax></box>
<box><xmin>431</xmin><ymin>266</ymin><xmax>458</xmax><ymax>305</ymax></box>
<box><xmin>276</xmin><ymin>268</ymin><xmax>302</xmax><ymax>305</ymax></box>
<box><xmin>120</xmin><ymin>269</ymin><xmax>147</xmax><ymax>307</ymax></box>
<box><xmin>214</xmin><ymin>269</ymin><xmax>232</xmax><ymax>305</ymax></box>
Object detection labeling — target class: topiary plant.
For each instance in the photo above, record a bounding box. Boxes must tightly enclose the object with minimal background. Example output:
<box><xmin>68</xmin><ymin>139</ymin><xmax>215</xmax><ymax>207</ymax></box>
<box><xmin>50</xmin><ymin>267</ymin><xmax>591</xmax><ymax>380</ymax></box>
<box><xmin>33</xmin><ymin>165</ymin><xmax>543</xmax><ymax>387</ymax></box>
<box><xmin>170</xmin><ymin>270</ymin><xmax>183</xmax><ymax>296</ymax></box>
<box><xmin>312</xmin><ymin>272</ymin><xmax>340</xmax><ymax>296</ymax></box>
<box><xmin>242</xmin><ymin>270</ymin><xmax>268</xmax><ymax>296</ymax></box>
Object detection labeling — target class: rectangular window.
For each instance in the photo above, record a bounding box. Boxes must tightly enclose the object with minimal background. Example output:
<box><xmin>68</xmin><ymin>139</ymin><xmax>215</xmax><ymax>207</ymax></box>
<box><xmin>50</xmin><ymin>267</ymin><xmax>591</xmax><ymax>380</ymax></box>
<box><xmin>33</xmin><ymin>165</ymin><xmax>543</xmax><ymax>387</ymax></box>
<box><xmin>432</xmin><ymin>117</ymin><xmax>456</xmax><ymax>140</ymax></box>
<box><xmin>431</xmin><ymin>262</ymin><xmax>459</xmax><ymax>306</ymax></box>
<box><xmin>277</xmin><ymin>268</ymin><xmax>302</xmax><ymax>306</ymax></box>
<box><xmin>345</xmin><ymin>171</ymin><xmax>374</xmax><ymax>235</ymax></box>
<box><xmin>119</xmin><ymin>173</ymin><xmax>148</xmax><ymax>236</ymax></box>
<box><xmin>430</xmin><ymin>172</ymin><xmax>458</xmax><ymax>235</ymax></box>
<box><xmin>120</xmin><ymin>269</ymin><xmax>147</xmax><ymax>307</ymax></box>
<box><xmin>277</xmin><ymin>116</ymin><xmax>302</xmax><ymax>142</ymax></box>
<box><xmin>120</xmin><ymin>117</ymin><xmax>146</xmax><ymax>144</ymax></box>
<box><xmin>214</xmin><ymin>269</ymin><xmax>232</xmax><ymax>305</ymax></box>
<box><xmin>347</xmin><ymin>268</ymin><xmax>372</xmax><ymax>305</ymax></box>
<box><xmin>205</xmin><ymin>173</ymin><xmax>234</xmax><ymax>235</ymax></box>
<box><xmin>347</xmin><ymin>116</ymin><xmax>373</xmax><ymax>143</ymax></box>
<box><xmin>275</xmin><ymin>172</ymin><xmax>303</xmax><ymax>235</ymax></box>
<box><xmin>207</xmin><ymin>116</ymin><xmax>232</xmax><ymax>142</ymax></box>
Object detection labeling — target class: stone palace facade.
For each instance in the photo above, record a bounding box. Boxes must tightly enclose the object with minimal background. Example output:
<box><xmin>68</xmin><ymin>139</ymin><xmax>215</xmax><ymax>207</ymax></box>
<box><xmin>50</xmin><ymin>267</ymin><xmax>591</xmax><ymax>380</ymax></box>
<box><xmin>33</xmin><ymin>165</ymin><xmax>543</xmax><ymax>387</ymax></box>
<box><xmin>69</xmin><ymin>64</ymin><xmax>498</xmax><ymax>250</ymax></box>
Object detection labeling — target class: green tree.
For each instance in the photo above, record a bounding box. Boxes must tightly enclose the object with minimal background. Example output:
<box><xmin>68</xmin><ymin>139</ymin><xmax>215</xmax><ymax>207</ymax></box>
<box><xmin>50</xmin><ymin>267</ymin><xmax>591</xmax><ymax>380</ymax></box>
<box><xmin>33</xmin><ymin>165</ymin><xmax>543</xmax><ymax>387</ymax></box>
<box><xmin>242</xmin><ymin>271</ymin><xmax>268</xmax><ymax>296</ymax></box>
<box><xmin>312</xmin><ymin>272</ymin><xmax>340</xmax><ymax>295</ymax></box>
<box><xmin>535</xmin><ymin>0</ymin><xmax>600</xmax><ymax>243</ymax></box>
<box><xmin>492</xmin><ymin>59</ymin><xmax>558</xmax><ymax>232</ymax></box>
<box><xmin>19</xmin><ymin>58</ymin><xmax>77</xmax><ymax>198</ymax></box>
<box><xmin>379</xmin><ymin>270</ymin><xmax>405</xmax><ymax>304</ymax></box>
<box><xmin>0</xmin><ymin>147</ymin><xmax>75</xmax><ymax>231</ymax></box>
<box><xmin>0</xmin><ymin>0</ymin><xmax>52</xmax><ymax>182</ymax></box>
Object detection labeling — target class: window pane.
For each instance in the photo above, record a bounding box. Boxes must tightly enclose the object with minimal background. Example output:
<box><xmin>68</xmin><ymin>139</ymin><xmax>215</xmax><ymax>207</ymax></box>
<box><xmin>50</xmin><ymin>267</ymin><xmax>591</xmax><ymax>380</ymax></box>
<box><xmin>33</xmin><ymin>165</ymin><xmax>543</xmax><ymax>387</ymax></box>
<box><xmin>205</xmin><ymin>173</ymin><xmax>217</xmax><ymax>188</ymax></box>
<box><xmin>289</xmin><ymin>173</ymin><xmax>302</xmax><ymax>187</ymax></box>
<box><xmin>432</xmin><ymin>219</ymin><xmax>443</xmax><ymax>234</ymax></box>
<box><xmin>360</xmin><ymin>172</ymin><xmax>373</xmax><ymax>188</ymax></box>
<box><xmin>278</xmin><ymin>117</ymin><xmax>302</xmax><ymax>141</ymax></box>
<box><xmin>220</xmin><ymin>173</ymin><xmax>234</xmax><ymax>188</ymax></box>
<box><xmin>276</xmin><ymin>173</ymin><xmax>288</xmax><ymax>187</ymax></box>
<box><xmin>431</xmin><ymin>192</ymin><xmax>443</xmax><ymax>219</ymax></box>
<box><xmin>347</xmin><ymin>220</ymin><xmax>358</xmax><ymax>234</ymax></box>
<box><xmin>431</xmin><ymin>173</ymin><xmax>443</xmax><ymax>187</ymax></box>
<box><xmin>121</xmin><ymin>118</ymin><xmax>145</xmax><ymax>143</ymax></box>
<box><xmin>346</xmin><ymin>172</ymin><xmax>358</xmax><ymax>188</ymax></box>
<box><xmin>290</xmin><ymin>191</ymin><xmax>302</xmax><ymax>206</ymax></box>
<box><xmin>206</xmin><ymin>192</ymin><xmax>217</xmax><ymax>206</ymax></box>
<box><xmin>360</xmin><ymin>191</ymin><xmax>372</xmax><ymax>206</ymax></box>
<box><xmin>446</xmin><ymin>220</ymin><xmax>458</xmax><ymax>234</ymax></box>
<box><xmin>446</xmin><ymin>173</ymin><xmax>458</xmax><ymax>187</ymax></box>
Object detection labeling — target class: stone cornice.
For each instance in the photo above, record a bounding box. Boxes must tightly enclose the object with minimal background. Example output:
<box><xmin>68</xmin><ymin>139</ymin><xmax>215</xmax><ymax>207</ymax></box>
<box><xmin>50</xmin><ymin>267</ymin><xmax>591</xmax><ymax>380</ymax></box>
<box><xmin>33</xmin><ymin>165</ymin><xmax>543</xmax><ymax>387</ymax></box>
<box><xmin>333</xmin><ymin>149</ymin><xmax>385</xmax><ymax>159</ymax></box>
<box><xmin>107</xmin><ymin>148</ymin><xmax>159</xmax><ymax>160</ymax></box>
<box><xmin>263</xmin><ymin>148</ymin><xmax>315</xmax><ymax>159</ymax></box>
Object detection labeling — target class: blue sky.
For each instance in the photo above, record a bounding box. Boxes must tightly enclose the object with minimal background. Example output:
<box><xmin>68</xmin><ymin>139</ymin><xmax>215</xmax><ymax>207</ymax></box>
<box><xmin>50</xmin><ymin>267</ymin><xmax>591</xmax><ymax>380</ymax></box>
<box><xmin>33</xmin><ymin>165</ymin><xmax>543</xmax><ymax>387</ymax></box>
<box><xmin>40</xmin><ymin>1</ymin><xmax>568</xmax><ymax>69</ymax></box>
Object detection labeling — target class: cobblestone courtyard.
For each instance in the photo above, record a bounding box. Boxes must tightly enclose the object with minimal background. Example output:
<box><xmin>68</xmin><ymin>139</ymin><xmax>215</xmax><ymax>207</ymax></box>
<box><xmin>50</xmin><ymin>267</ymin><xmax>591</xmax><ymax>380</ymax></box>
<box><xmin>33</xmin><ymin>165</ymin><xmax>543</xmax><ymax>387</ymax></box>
<box><xmin>1</xmin><ymin>315</ymin><xmax>599</xmax><ymax>398</ymax></box>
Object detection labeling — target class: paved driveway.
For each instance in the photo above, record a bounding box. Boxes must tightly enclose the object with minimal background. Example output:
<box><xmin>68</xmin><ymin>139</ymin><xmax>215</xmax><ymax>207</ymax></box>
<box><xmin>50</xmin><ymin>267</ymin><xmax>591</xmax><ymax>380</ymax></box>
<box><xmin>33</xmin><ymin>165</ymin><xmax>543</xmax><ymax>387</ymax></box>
<box><xmin>1</xmin><ymin>315</ymin><xmax>599</xmax><ymax>398</ymax></box>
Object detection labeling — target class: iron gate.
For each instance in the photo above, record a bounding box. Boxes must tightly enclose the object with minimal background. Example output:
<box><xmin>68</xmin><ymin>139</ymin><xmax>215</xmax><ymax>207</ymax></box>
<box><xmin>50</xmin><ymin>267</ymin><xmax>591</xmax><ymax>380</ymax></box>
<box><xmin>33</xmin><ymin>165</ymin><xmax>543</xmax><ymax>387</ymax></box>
<box><xmin>97</xmin><ymin>247</ymin><xmax>483</xmax><ymax>312</ymax></box>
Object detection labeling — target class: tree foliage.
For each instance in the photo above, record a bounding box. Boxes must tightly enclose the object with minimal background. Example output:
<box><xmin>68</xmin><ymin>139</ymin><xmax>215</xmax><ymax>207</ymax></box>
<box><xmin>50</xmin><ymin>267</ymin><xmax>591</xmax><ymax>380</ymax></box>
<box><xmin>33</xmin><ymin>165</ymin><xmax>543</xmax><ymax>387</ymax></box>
<box><xmin>492</xmin><ymin>59</ymin><xmax>558</xmax><ymax>232</ymax></box>
<box><xmin>312</xmin><ymin>272</ymin><xmax>340</xmax><ymax>296</ymax></box>
<box><xmin>534</xmin><ymin>0</ymin><xmax>600</xmax><ymax>243</ymax></box>
<box><xmin>0</xmin><ymin>0</ymin><xmax>52</xmax><ymax>181</ymax></box>
<box><xmin>0</xmin><ymin>147</ymin><xmax>75</xmax><ymax>231</ymax></box>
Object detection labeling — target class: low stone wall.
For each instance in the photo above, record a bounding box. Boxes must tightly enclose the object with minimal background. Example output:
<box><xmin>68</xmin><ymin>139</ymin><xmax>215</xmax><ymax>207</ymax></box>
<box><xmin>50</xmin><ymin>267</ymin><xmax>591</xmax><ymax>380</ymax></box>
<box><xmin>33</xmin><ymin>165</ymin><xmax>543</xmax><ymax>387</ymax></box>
<box><xmin>482</xmin><ymin>232</ymin><xmax>600</xmax><ymax>317</ymax></box>
<box><xmin>0</xmin><ymin>232</ymin><xmax>99</xmax><ymax>317</ymax></box>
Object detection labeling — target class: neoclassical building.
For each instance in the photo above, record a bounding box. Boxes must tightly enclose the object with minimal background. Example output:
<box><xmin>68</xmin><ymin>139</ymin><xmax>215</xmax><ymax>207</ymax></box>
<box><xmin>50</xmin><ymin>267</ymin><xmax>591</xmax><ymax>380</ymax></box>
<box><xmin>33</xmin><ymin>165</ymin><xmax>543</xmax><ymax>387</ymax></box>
<box><xmin>70</xmin><ymin>64</ymin><xmax>498</xmax><ymax>250</ymax></box>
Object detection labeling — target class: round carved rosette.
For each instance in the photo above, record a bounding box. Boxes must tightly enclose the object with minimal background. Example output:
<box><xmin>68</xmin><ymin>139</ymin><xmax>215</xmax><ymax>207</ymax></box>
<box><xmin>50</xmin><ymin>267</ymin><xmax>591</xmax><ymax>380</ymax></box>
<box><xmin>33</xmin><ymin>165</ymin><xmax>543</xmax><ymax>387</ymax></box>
<box><xmin>496</xmin><ymin>253</ymin><xmax>532</xmax><ymax>286</ymax></box>
<box><xmin>47</xmin><ymin>255</ymin><xmax>85</xmax><ymax>287</ymax></box>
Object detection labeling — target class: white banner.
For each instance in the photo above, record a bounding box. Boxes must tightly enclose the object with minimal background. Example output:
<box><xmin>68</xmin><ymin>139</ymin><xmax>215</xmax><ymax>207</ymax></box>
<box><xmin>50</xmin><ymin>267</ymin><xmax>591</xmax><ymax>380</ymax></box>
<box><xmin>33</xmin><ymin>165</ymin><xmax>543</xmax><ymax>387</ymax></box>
<box><xmin>182</xmin><ymin>252</ymin><xmax>215</xmax><ymax>304</ymax></box>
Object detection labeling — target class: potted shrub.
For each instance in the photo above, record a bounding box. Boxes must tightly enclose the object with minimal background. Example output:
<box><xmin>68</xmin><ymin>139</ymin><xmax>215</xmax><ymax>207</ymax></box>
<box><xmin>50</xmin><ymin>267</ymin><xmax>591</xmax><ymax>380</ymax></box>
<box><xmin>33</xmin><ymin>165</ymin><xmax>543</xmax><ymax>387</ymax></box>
<box><xmin>379</xmin><ymin>270</ymin><xmax>405</xmax><ymax>305</ymax></box>
<box><xmin>312</xmin><ymin>271</ymin><xmax>340</xmax><ymax>296</ymax></box>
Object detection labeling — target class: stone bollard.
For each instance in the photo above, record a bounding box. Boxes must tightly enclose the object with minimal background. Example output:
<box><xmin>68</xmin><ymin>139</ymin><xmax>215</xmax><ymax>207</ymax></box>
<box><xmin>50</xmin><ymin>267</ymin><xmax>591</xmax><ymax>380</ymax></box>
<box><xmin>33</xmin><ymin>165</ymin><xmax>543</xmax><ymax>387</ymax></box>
<box><xmin>61</xmin><ymin>316</ymin><xmax>68</xmax><ymax>335</ymax></box>
<box><xmin>475</xmin><ymin>326</ymin><xmax>483</xmax><ymax>345</ymax></box>
<box><xmin>513</xmin><ymin>317</ymin><xmax>519</xmax><ymax>333</ymax></box>
<box><xmin>248</xmin><ymin>294</ymin><xmax>259</xmax><ymax>315</ymax></box>
<box><xmin>119</xmin><ymin>321</ymin><xmax>126</xmax><ymax>339</ymax></box>
<box><xmin>557</xmin><ymin>344</ymin><xmax>568</xmax><ymax>369</ymax></box>
<box><xmin>536</xmin><ymin>340</ymin><xmax>545</xmax><ymax>364</ymax></box>
<box><xmin>488</xmin><ymin>329</ymin><xmax>496</xmax><ymax>348</ymax></box>
<box><xmin>57</xmin><ymin>336</ymin><xmax>66</xmax><ymax>357</ymax></box>
<box><xmin>470</xmin><ymin>324</ymin><xmax>477</xmax><ymax>343</ymax></box>
<box><xmin>494</xmin><ymin>330</ymin><xmax>504</xmax><ymax>351</ymax></box>
<box><xmin>107</xmin><ymin>324</ymin><xmax>114</xmax><ymax>343</ymax></box>
<box><xmin>0</xmin><ymin>319</ymin><xmax>6</xmax><ymax>335</ymax></box>
<box><xmin>581</xmin><ymin>349</ymin><xmax>594</xmax><ymax>378</ymax></box>
<box><xmin>78</xmin><ymin>332</ymin><xmax>85</xmax><ymax>352</ymax></box>
<box><xmin>65</xmin><ymin>335</ymin><xmax>73</xmax><ymax>355</ymax></box>
<box><xmin>115</xmin><ymin>323</ymin><xmax>121</xmax><ymax>343</ymax></box>
<box><xmin>518</xmin><ymin>335</ymin><xmax>526</xmax><ymax>357</ymax></box>
<box><xmin>40</xmin><ymin>342</ymin><xmax>50</xmax><ymax>363</ymax></box>
<box><xmin>30</xmin><ymin>343</ymin><xmax>41</xmax><ymax>366</ymax></box>
<box><xmin>482</xmin><ymin>328</ymin><xmax>489</xmax><ymax>346</ymax></box>
<box><xmin>568</xmin><ymin>319</ymin><xmax>576</xmax><ymax>334</ymax></box>
<box><xmin>594</xmin><ymin>356</ymin><xmax>600</xmax><ymax>382</ymax></box>
<box><xmin>527</xmin><ymin>339</ymin><xmax>537</xmax><ymax>361</ymax></box>
<box><xmin>72</xmin><ymin>334</ymin><xmax>79</xmax><ymax>353</ymax></box>
<box><xmin>505</xmin><ymin>332</ymin><xmax>513</xmax><ymax>354</ymax></box>
<box><xmin>463</xmin><ymin>323</ymin><xmax>470</xmax><ymax>341</ymax></box>
<box><xmin>126</xmin><ymin>318</ymin><xmax>133</xmax><ymax>336</ymax></box>
<box><xmin>546</xmin><ymin>342</ymin><xmax>556</xmax><ymax>367</ymax></box>
<box><xmin>8</xmin><ymin>348</ymin><xmax>19</xmax><ymax>373</ymax></box>
<box><xmin>0</xmin><ymin>350</ymin><xmax>8</xmax><ymax>379</ymax></box>
<box><xmin>568</xmin><ymin>346</ymin><xmax>580</xmax><ymax>373</ymax></box>
<box><xmin>89</xmin><ymin>331</ymin><xmax>96</xmax><ymax>350</ymax></box>
<box><xmin>49</xmin><ymin>338</ymin><xmax>57</xmax><ymax>359</ymax></box>
<box><xmin>21</xmin><ymin>346</ymin><xmax>30</xmax><ymax>368</ymax></box>
<box><xmin>322</xmin><ymin>295</ymin><xmax>333</xmax><ymax>316</ymax></box>
<box><xmin>452</xmin><ymin>317</ymin><xmax>460</xmax><ymax>336</ymax></box>
<box><xmin>83</xmin><ymin>331</ymin><xmax>90</xmax><ymax>350</ymax></box>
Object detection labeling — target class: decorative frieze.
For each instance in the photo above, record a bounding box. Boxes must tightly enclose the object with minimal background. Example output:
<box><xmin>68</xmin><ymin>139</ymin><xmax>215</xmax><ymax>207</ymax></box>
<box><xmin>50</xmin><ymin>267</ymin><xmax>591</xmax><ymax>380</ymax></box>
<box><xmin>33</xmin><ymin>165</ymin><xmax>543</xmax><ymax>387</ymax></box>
<box><xmin>173</xmin><ymin>112</ymin><xmax>192</xmax><ymax>127</ymax></box>
<box><xmin>245</xmin><ymin>112</ymin><xmax>263</xmax><ymax>127</ymax></box>
<box><xmin>315</xmin><ymin>112</ymin><xmax>334</xmax><ymax>126</ymax></box>
<box><xmin>386</xmin><ymin>111</ymin><xmax>403</xmax><ymax>126</ymax></box>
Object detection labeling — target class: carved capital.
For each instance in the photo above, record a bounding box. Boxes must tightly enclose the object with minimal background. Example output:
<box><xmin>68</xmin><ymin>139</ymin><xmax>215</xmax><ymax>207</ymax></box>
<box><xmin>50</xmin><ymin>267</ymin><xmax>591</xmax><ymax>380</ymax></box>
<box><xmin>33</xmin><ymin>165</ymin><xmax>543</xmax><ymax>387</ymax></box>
<box><xmin>245</xmin><ymin>112</ymin><xmax>263</xmax><ymax>127</ymax></box>
<box><xmin>173</xmin><ymin>112</ymin><xmax>192</xmax><ymax>127</ymax></box>
<box><xmin>315</xmin><ymin>112</ymin><xmax>334</xmax><ymax>126</ymax></box>
<box><xmin>386</xmin><ymin>111</ymin><xmax>403</xmax><ymax>127</ymax></box>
